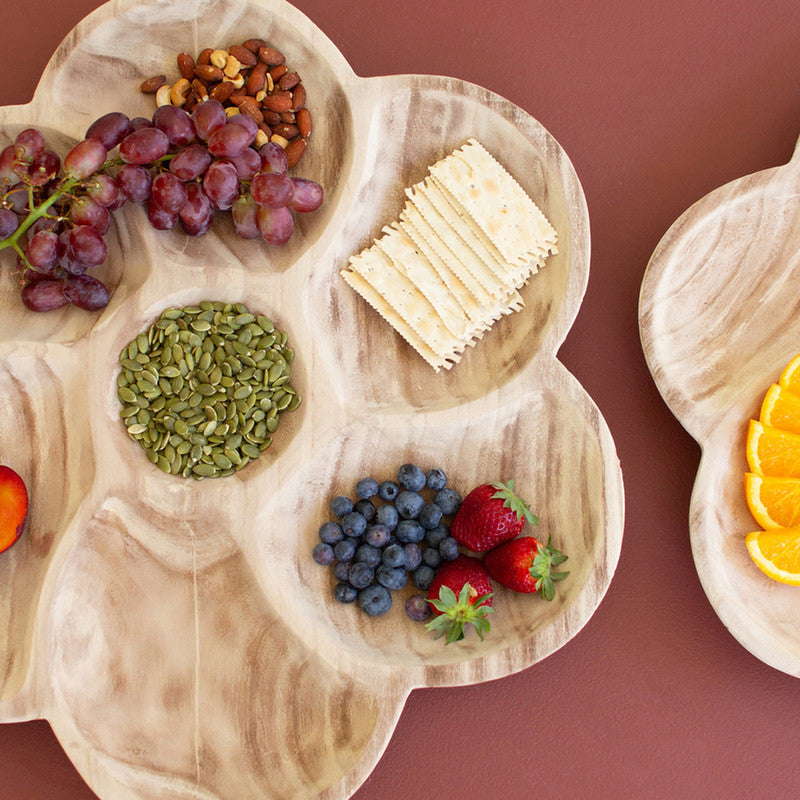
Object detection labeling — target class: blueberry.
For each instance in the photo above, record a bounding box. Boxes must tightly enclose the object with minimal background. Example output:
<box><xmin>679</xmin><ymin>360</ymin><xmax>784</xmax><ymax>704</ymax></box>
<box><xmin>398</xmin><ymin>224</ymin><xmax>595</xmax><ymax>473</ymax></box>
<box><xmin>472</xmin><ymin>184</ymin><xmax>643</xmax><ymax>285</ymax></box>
<box><xmin>330</xmin><ymin>495</ymin><xmax>354</xmax><ymax>517</ymax></box>
<box><xmin>318</xmin><ymin>521</ymin><xmax>344</xmax><ymax>545</ymax></box>
<box><xmin>358</xmin><ymin>584</ymin><xmax>392</xmax><ymax>616</ymax></box>
<box><xmin>355</xmin><ymin>543</ymin><xmax>382</xmax><ymax>568</ymax></box>
<box><xmin>375</xmin><ymin>503</ymin><xmax>399</xmax><ymax>530</ymax></box>
<box><xmin>404</xmin><ymin>543</ymin><xmax>422</xmax><ymax>571</ymax></box>
<box><xmin>418</xmin><ymin>503</ymin><xmax>443</xmax><ymax>530</ymax></box>
<box><xmin>397</xmin><ymin>463</ymin><xmax>426</xmax><ymax>492</ymax></box>
<box><xmin>341</xmin><ymin>511</ymin><xmax>367</xmax><ymax>538</ymax></box>
<box><xmin>396</xmin><ymin>490</ymin><xmax>425</xmax><ymax>519</ymax></box>
<box><xmin>376</xmin><ymin>565</ymin><xmax>408</xmax><ymax>591</ymax></box>
<box><xmin>422</xmin><ymin>547</ymin><xmax>442</xmax><ymax>569</ymax></box>
<box><xmin>365</xmin><ymin>523</ymin><xmax>392</xmax><ymax>548</ymax></box>
<box><xmin>333</xmin><ymin>560</ymin><xmax>351</xmax><ymax>581</ymax></box>
<box><xmin>334</xmin><ymin>538</ymin><xmax>357</xmax><ymax>562</ymax></box>
<box><xmin>348</xmin><ymin>561</ymin><xmax>375</xmax><ymax>589</ymax></box>
<box><xmin>413</xmin><ymin>565</ymin><xmax>436</xmax><ymax>591</ymax></box>
<box><xmin>356</xmin><ymin>477</ymin><xmax>379</xmax><ymax>499</ymax></box>
<box><xmin>439</xmin><ymin>536</ymin><xmax>459</xmax><ymax>561</ymax></box>
<box><xmin>382</xmin><ymin>542</ymin><xmax>407</xmax><ymax>568</ymax></box>
<box><xmin>334</xmin><ymin>582</ymin><xmax>357</xmax><ymax>604</ymax></box>
<box><xmin>312</xmin><ymin>542</ymin><xmax>335</xmax><ymax>565</ymax></box>
<box><xmin>405</xmin><ymin>594</ymin><xmax>432</xmax><ymax>622</ymax></box>
<box><xmin>434</xmin><ymin>487</ymin><xmax>462</xmax><ymax>515</ymax></box>
<box><xmin>354</xmin><ymin>498</ymin><xmax>376</xmax><ymax>521</ymax></box>
<box><xmin>425</xmin><ymin>523</ymin><xmax>449</xmax><ymax>548</ymax></box>
<box><xmin>378</xmin><ymin>480</ymin><xmax>400</xmax><ymax>502</ymax></box>
<box><xmin>425</xmin><ymin>468</ymin><xmax>447</xmax><ymax>491</ymax></box>
<box><xmin>395</xmin><ymin>519</ymin><xmax>425</xmax><ymax>543</ymax></box>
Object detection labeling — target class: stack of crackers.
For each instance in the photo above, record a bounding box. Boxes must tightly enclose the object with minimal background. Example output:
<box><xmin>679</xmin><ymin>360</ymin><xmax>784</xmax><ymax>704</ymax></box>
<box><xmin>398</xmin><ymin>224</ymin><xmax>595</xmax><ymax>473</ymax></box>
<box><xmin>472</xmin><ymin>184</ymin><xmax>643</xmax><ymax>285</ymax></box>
<box><xmin>341</xmin><ymin>138</ymin><xmax>558</xmax><ymax>371</ymax></box>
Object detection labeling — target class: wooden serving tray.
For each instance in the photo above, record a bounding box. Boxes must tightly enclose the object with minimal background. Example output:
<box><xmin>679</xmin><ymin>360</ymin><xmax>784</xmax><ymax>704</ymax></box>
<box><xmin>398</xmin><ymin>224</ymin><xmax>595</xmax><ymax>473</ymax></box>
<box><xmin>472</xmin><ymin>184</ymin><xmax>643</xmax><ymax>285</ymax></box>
<box><xmin>640</xmin><ymin>138</ymin><xmax>800</xmax><ymax>677</ymax></box>
<box><xmin>0</xmin><ymin>1</ymin><xmax>624</xmax><ymax>797</ymax></box>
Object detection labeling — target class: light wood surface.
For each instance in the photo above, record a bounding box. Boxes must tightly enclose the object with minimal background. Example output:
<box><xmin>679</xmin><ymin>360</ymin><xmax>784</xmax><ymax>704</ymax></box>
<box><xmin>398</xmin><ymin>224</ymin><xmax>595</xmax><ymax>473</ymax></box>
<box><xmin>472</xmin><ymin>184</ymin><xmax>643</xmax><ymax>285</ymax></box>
<box><xmin>0</xmin><ymin>0</ymin><xmax>624</xmax><ymax>797</ymax></box>
<box><xmin>640</xmin><ymin>135</ymin><xmax>800</xmax><ymax>678</ymax></box>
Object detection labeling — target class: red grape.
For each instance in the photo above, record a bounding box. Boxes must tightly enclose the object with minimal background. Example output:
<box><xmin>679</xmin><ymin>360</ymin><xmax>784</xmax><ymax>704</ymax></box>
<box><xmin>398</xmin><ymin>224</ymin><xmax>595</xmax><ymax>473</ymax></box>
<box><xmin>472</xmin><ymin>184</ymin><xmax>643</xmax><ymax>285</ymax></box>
<box><xmin>169</xmin><ymin>143</ymin><xmax>212</xmax><ymax>182</ymax></box>
<box><xmin>21</xmin><ymin>278</ymin><xmax>68</xmax><ymax>311</ymax></box>
<box><xmin>228</xmin><ymin>147</ymin><xmax>260</xmax><ymax>181</ymax></box>
<box><xmin>28</xmin><ymin>215</ymin><xmax>61</xmax><ymax>237</ymax></box>
<box><xmin>0</xmin><ymin>145</ymin><xmax>17</xmax><ymax>186</ymax></box>
<box><xmin>116</xmin><ymin>164</ymin><xmax>152</xmax><ymax>203</ymax></box>
<box><xmin>289</xmin><ymin>177</ymin><xmax>323</xmax><ymax>212</ymax></box>
<box><xmin>129</xmin><ymin>116</ymin><xmax>152</xmax><ymax>131</ymax></box>
<box><xmin>151</xmin><ymin>172</ymin><xmax>189</xmax><ymax>214</ymax></box>
<box><xmin>250</xmin><ymin>172</ymin><xmax>294</xmax><ymax>208</ymax></box>
<box><xmin>0</xmin><ymin>208</ymin><xmax>19</xmax><ymax>239</ymax></box>
<box><xmin>14</xmin><ymin>128</ymin><xmax>45</xmax><ymax>162</ymax></box>
<box><xmin>207</xmin><ymin>122</ymin><xmax>253</xmax><ymax>159</ymax></box>
<box><xmin>64</xmin><ymin>138</ymin><xmax>108</xmax><ymax>180</ymax></box>
<box><xmin>86</xmin><ymin>112</ymin><xmax>133</xmax><ymax>150</ymax></box>
<box><xmin>203</xmin><ymin>160</ymin><xmax>238</xmax><ymax>210</ymax></box>
<box><xmin>227</xmin><ymin>114</ymin><xmax>258</xmax><ymax>140</ymax></box>
<box><xmin>119</xmin><ymin>127</ymin><xmax>169</xmax><ymax>165</ymax></box>
<box><xmin>28</xmin><ymin>149</ymin><xmax>61</xmax><ymax>186</ymax></box>
<box><xmin>4</xmin><ymin>184</ymin><xmax>28</xmax><ymax>215</ymax></box>
<box><xmin>191</xmin><ymin>100</ymin><xmax>227</xmax><ymax>141</ymax></box>
<box><xmin>71</xmin><ymin>196</ymin><xmax>111</xmax><ymax>234</ymax></box>
<box><xmin>68</xmin><ymin>225</ymin><xmax>107</xmax><ymax>267</ymax></box>
<box><xmin>85</xmin><ymin>174</ymin><xmax>119</xmax><ymax>207</ymax></box>
<box><xmin>258</xmin><ymin>142</ymin><xmax>288</xmax><ymax>174</ymax></box>
<box><xmin>256</xmin><ymin>205</ymin><xmax>293</xmax><ymax>245</ymax></box>
<box><xmin>152</xmin><ymin>105</ymin><xmax>195</xmax><ymax>147</ymax></box>
<box><xmin>63</xmin><ymin>274</ymin><xmax>109</xmax><ymax>311</ymax></box>
<box><xmin>147</xmin><ymin>201</ymin><xmax>179</xmax><ymax>230</ymax></box>
<box><xmin>179</xmin><ymin>182</ymin><xmax>214</xmax><ymax>236</ymax></box>
<box><xmin>231</xmin><ymin>194</ymin><xmax>259</xmax><ymax>239</ymax></box>
<box><xmin>25</xmin><ymin>230</ymin><xmax>60</xmax><ymax>272</ymax></box>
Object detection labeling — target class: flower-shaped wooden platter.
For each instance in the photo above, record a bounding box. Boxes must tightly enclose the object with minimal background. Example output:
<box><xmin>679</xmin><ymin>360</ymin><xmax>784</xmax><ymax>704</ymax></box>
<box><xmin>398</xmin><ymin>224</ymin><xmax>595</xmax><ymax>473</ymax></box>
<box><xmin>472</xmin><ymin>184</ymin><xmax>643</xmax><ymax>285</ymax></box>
<box><xmin>0</xmin><ymin>0</ymin><xmax>624</xmax><ymax>797</ymax></box>
<box><xmin>640</xmin><ymin>137</ymin><xmax>800</xmax><ymax>677</ymax></box>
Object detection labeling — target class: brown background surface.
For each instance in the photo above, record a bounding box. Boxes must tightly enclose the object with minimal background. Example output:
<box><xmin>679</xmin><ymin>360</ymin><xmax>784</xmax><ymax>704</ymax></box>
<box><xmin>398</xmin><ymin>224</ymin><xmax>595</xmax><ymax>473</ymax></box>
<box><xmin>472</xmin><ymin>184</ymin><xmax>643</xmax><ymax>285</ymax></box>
<box><xmin>1</xmin><ymin>0</ymin><xmax>799</xmax><ymax>798</ymax></box>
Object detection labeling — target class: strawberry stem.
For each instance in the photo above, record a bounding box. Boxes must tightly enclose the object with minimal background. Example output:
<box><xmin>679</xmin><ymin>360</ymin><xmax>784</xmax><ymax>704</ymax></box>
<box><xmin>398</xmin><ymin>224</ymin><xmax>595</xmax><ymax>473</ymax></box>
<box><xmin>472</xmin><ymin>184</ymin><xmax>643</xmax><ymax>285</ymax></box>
<box><xmin>490</xmin><ymin>479</ymin><xmax>538</xmax><ymax>526</ymax></box>
<box><xmin>529</xmin><ymin>537</ymin><xmax>569</xmax><ymax>600</ymax></box>
<box><xmin>426</xmin><ymin>583</ymin><xmax>494</xmax><ymax>644</ymax></box>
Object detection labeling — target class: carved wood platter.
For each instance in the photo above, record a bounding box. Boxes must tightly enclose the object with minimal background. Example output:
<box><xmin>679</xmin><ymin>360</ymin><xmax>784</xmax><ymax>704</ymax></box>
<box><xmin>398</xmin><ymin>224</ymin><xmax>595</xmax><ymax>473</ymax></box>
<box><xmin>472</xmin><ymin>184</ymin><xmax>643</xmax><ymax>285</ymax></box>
<box><xmin>640</xmin><ymin>138</ymin><xmax>800</xmax><ymax>677</ymax></box>
<box><xmin>0</xmin><ymin>0</ymin><xmax>624</xmax><ymax>797</ymax></box>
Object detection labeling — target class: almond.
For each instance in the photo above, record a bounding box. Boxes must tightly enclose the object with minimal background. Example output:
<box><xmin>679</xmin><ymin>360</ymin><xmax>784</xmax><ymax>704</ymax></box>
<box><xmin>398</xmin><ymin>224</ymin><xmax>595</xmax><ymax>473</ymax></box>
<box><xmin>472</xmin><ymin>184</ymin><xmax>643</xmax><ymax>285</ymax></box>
<box><xmin>278</xmin><ymin>72</ymin><xmax>300</xmax><ymax>91</ymax></box>
<box><xmin>195</xmin><ymin>64</ymin><xmax>224</xmax><ymax>82</ymax></box>
<box><xmin>177</xmin><ymin>52</ymin><xmax>195</xmax><ymax>81</ymax></box>
<box><xmin>285</xmin><ymin>137</ymin><xmax>306</xmax><ymax>168</ymax></box>
<box><xmin>140</xmin><ymin>74</ymin><xmax>166</xmax><ymax>93</ymax></box>
<box><xmin>209</xmin><ymin>81</ymin><xmax>236</xmax><ymax>102</ymax></box>
<box><xmin>258</xmin><ymin>46</ymin><xmax>286</xmax><ymax>66</ymax></box>
<box><xmin>191</xmin><ymin>78</ymin><xmax>209</xmax><ymax>100</ymax></box>
<box><xmin>269</xmin><ymin>64</ymin><xmax>288</xmax><ymax>82</ymax></box>
<box><xmin>197</xmin><ymin>48</ymin><xmax>214</xmax><ymax>66</ymax></box>
<box><xmin>272</xmin><ymin>122</ymin><xmax>299</xmax><ymax>139</ymax></box>
<box><xmin>296</xmin><ymin>107</ymin><xmax>312</xmax><ymax>139</ymax></box>
<box><xmin>279</xmin><ymin>111</ymin><xmax>297</xmax><ymax>123</ymax></box>
<box><xmin>262</xmin><ymin>93</ymin><xmax>293</xmax><ymax>113</ymax></box>
<box><xmin>291</xmin><ymin>83</ymin><xmax>306</xmax><ymax>111</ymax></box>
<box><xmin>246</xmin><ymin>61</ymin><xmax>268</xmax><ymax>95</ymax></box>
<box><xmin>228</xmin><ymin>44</ymin><xmax>257</xmax><ymax>67</ymax></box>
<box><xmin>239</xmin><ymin>97</ymin><xmax>264</xmax><ymax>124</ymax></box>
<box><xmin>242</xmin><ymin>38</ymin><xmax>267</xmax><ymax>53</ymax></box>
<box><xmin>262</xmin><ymin>109</ymin><xmax>282</xmax><ymax>125</ymax></box>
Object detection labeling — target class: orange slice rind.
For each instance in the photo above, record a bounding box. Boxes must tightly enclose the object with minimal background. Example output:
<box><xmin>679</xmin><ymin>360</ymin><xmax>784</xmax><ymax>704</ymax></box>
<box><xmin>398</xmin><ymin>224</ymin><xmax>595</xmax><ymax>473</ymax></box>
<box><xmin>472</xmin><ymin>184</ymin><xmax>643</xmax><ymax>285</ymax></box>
<box><xmin>746</xmin><ymin>528</ymin><xmax>800</xmax><ymax>585</ymax></box>
<box><xmin>744</xmin><ymin>473</ymin><xmax>800</xmax><ymax>529</ymax></box>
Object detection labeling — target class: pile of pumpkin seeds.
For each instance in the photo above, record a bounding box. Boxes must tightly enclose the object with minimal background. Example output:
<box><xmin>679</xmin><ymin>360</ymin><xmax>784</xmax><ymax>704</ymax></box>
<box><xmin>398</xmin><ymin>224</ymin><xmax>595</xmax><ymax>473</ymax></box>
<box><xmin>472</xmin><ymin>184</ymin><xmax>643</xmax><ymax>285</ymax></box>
<box><xmin>117</xmin><ymin>301</ymin><xmax>300</xmax><ymax>479</ymax></box>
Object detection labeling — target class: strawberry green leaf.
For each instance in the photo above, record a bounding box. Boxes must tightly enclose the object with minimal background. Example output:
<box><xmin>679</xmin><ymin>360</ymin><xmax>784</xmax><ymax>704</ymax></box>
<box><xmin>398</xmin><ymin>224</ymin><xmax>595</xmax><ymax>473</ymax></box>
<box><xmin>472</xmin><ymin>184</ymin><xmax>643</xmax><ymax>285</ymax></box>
<box><xmin>490</xmin><ymin>479</ymin><xmax>538</xmax><ymax>526</ymax></box>
<box><xmin>528</xmin><ymin>537</ymin><xmax>569</xmax><ymax>601</ymax></box>
<box><xmin>425</xmin><ymin>581</ymin><xmax>494</xmax><ymax>644</ymax></box>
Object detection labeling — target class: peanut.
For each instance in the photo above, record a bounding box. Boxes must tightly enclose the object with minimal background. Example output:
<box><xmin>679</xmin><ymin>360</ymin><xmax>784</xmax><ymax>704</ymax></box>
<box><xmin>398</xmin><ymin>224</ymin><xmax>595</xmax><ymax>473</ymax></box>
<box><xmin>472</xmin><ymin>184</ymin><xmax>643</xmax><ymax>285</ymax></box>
<box><xmin>254</xmin><ymin>129</ymin><xmax>270</xmax><ymax>148</ymax></box>
<box><xmin>225</xmin><ymin>106</ymin><xmax>241</xmax><ymax>118</ymax></box>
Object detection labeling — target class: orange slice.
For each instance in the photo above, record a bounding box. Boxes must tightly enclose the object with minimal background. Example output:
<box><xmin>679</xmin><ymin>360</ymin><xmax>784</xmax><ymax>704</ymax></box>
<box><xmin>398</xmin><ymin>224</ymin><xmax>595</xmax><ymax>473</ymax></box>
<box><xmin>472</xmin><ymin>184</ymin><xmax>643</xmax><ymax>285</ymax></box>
<box><xmin>745</xmin><ymin>420</ymin><xmax>800</xmax><ymax>478</ymax></box>
<box><xmin>779</xmin><ymin>352</ymin><xmax>800</xmax><ymax>394</ymax></box>
<box><xmin>759</xmin><ymin>383</ymin><xmax>800</xmax><ymax>435</ymax></box>
<box><xmin>746</xmin><ymin>527</ymin><xmax>800</xmax><ymax>585</ymax></box>
<box><xmin>745</xmin><ymin>473</ymin><xmax>800</xmax><ymax>528</ymax></box>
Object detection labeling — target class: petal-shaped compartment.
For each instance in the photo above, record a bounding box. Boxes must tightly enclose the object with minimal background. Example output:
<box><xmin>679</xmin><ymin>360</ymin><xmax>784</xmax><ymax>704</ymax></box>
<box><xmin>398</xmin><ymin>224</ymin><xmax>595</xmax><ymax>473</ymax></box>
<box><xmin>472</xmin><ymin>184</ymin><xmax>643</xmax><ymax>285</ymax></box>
<box><xmin>250</xmin><ymin>358</ymin><xmax>621</xmax><ymax>684</ymax></box>
<box><xmin>46</xmin><ymin>498</ymin><xmax>385</xmax><ymax>800</ymax></box>
<box><xmin>308</xmin><ymin>75</ymin><xmax>589</xmax><ymax>414</ymax></box>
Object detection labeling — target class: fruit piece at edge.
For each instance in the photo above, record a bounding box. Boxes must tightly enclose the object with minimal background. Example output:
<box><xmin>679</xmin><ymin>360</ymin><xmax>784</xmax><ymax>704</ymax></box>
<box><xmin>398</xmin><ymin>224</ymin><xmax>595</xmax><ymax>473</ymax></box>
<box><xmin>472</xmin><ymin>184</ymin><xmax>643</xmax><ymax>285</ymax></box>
<box><xmin>745</xmin><ymin>527</ymin><xmax>800</xmax><ymax>585</ymax></box>
<box><xmin>0</xmin><ymin>465</ymin><xmax>28</xmax><ymax>554</ymax></box>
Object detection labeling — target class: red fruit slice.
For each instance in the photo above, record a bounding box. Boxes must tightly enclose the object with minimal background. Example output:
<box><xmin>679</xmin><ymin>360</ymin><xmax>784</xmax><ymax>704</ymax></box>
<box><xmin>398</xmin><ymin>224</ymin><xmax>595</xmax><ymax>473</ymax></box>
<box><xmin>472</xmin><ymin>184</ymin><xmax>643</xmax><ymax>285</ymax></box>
<box><xmin>0</xmin><ymin>465</ymin><xmax>28</xmax><ymax>553</ymax></box>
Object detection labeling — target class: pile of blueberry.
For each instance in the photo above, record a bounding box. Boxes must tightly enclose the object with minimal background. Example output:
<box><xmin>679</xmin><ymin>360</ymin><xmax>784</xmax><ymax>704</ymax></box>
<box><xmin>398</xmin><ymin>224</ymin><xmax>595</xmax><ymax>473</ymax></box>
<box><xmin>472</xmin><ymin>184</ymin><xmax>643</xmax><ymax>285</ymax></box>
<box><xmin>312</xmin><ymin>464</ymin><xmax>462</xmax><ymax>620</ymax></box>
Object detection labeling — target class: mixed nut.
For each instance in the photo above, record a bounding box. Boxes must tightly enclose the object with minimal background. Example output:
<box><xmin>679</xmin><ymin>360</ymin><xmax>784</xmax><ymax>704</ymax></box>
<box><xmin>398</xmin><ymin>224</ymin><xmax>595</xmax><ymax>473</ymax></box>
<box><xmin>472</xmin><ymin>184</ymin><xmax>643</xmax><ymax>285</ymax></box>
<box><xmin>141</xmin><ymin>39</ymin><xmax>311</xmax><ymax>167</ymax></box>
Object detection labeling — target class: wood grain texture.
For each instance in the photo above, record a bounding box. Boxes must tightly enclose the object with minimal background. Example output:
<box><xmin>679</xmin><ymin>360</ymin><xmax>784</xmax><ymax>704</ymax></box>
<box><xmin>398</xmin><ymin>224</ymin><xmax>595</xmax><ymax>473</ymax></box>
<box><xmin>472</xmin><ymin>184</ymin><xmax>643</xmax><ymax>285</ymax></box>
<box><xmin>0</xmin><ymin>0</ymin><xmax>623</xmax><ymax>797</ymax></box>
<box><xmin>640</xmin><ymin>136</ymin><xmax>800</xmax><ymax>677</ymax></box>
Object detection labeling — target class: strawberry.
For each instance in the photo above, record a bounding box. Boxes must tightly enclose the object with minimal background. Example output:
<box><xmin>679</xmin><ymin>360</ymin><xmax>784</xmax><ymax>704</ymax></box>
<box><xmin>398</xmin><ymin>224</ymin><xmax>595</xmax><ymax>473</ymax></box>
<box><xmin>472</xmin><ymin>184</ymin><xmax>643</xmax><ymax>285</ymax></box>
<box><xmin>0</xmin><ymin>465</ymin><xmax>28</xmax><ymax>554</ymax></box>
<box><xmin>483</xmin><ymin>536</ymin><xmax>569</xmax><ymax>599</ymax></box>
<box><xmin>426</xmin><ymin>555</ymin><xmax>494</xmax><ymax>644</ymax></box>
<box><xmin>450</xmin><ymin>479</ymin><xmax>537</xmax><ymax>552</ymax></box>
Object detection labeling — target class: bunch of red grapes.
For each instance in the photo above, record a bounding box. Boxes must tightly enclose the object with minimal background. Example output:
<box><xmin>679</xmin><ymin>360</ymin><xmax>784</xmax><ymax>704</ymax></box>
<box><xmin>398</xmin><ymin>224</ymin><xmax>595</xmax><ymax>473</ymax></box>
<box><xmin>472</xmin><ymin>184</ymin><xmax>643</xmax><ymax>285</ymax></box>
<box><xmin>0</xmin><ymin>100</ymin><xmax>323</xmax><ymax>312</ymax></box>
